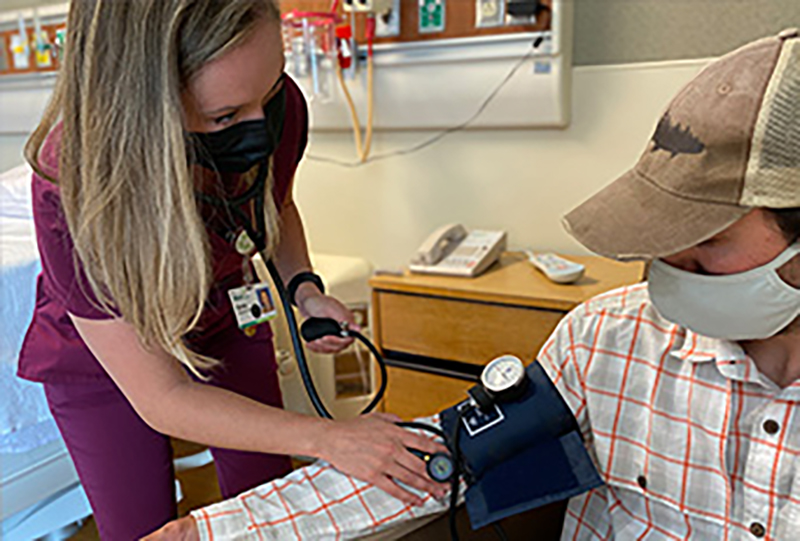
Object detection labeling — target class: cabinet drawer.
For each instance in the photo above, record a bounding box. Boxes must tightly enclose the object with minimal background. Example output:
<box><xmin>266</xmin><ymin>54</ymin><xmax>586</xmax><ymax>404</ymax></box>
<box><xmin>383</xmin><ymin>366</ymin><xmax>474</xmax><ymax>420</ymax></box>
<box><xmin>377</xmin><ymin>292</ymin><xmax>564</xmax><ymax>366</ymax></box>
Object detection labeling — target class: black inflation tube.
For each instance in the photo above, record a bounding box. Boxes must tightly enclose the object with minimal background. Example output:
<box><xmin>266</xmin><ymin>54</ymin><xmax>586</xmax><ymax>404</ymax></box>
<box><xmin>264</xmin><ymin>258</ymin><xmax>489</xmax><ymax>541</ymax></box>
<box><xmin>264</xmin><ymin>257</ymin><xmax>335</xmax><ymax>419</ymax></box>
<box><xmin>264</xmin><ymin>257</ymin><xmax>387</xmax><ymax>419</ymax></box>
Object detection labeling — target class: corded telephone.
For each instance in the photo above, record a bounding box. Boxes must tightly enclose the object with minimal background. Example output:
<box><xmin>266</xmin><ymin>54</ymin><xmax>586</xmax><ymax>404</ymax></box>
<box><xmin>409</xmin><ymin>223</ymin><xmax>506</xmax><ymax>277</ymax></box>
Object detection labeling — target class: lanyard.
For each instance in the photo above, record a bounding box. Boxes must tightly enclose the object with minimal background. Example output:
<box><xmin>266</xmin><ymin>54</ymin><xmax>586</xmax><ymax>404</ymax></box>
<box><xmin>195</xmin><ymin>162</ymin><xmax>269</xmax><ymax>283</ymax></box>
<box><xmin>196</xmin><ymin>161</ymin><xmax>268</xmax><ymax>241</ymax></box>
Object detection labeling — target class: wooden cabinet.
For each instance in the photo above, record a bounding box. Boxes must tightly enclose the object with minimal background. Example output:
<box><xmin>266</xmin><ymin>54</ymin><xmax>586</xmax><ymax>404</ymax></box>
<box><xmin>383</xmin><ymin>366</ymin><xmax>475</xmax><ymax>420</ymax></box>
<box><xmin>378</xmin><ymin>292</ymin><xmax>564</xmax><ymax>366</ymax></box>
<box><xmin>371</xmin><ymin>252</ymin><xmax>643</xmax><ymax>419</ymax></box>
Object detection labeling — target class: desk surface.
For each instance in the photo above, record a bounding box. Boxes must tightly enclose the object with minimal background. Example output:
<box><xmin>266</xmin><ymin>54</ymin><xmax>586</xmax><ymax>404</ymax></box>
<box><xmin>370</xmin><ymin>253</ymin><xmax>644</xmax><ymax>312</ymax></box>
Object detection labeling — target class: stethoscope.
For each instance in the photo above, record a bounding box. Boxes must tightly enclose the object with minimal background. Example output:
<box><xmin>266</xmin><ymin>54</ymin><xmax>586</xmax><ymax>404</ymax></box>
<box><xmin>196</xmin><ymin>166</ymin><xmax>455</xmax><ymax>484</ymax></box>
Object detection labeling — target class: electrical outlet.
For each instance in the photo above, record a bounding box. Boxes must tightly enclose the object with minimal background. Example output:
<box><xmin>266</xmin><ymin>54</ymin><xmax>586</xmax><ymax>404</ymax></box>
<box><xmin>375</xmin><ymin>0</ymin><xmax>401</xmax><ymax>37</ymax></box>
<box><xmin>419</xmin><ymin>0</ymin><xmax>445</xmax><ymax>34</ymax></box>
<box><xmin>343</xmin><ymin>0</ymin><xmax>394</xmax><ymax>14</ymax></box>
<box><xmin>476</xmin><ymin>0</ymin><xmax>504</xmax><ymax>28</ymax></box>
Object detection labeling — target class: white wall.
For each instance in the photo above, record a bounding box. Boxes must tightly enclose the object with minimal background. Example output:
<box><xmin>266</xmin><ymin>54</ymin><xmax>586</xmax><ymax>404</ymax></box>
<box><xmin>0</xmin><ymin>74</ymin><xmax>55</xmax><ymax>171</ymax></box>
<box><xmin>295</xmin><ymin>58</ymin><xmax>709</xmax><ymax>269</ymax></box>
<box><xmin>0</xmin><ymin>135</ymin><xmax>27</xmax><ymax>171</ymax></box>
<box><xmin>0</xmin><ymin>0</ymin><xmax>62</xmax><ymax>9</ymax></box>
<box><xmin>0</xmin><ymin>59</ymin><xmax>709</xmax><ymax>269</ymax></box>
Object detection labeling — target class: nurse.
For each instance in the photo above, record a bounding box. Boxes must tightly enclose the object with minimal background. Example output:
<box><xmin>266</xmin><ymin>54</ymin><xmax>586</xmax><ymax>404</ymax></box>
<box><xmin>18</xmin><ymin>1</ymin><xmax>446</xmax><ymax>539</ymax></box>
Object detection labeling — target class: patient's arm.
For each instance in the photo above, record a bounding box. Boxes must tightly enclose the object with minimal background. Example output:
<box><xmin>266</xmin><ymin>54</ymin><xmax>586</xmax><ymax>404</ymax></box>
<box><xmin>144</xmin><ymin>416</ymin><xmax>455</xmax><ymax>541</ymax></box>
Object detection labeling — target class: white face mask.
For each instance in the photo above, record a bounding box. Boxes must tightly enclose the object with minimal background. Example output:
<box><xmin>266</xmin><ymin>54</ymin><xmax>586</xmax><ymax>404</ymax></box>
<box><xmin>647</xmin><ymin>244</ymin><xmax>800</xmax><ymax>341</ymax></box>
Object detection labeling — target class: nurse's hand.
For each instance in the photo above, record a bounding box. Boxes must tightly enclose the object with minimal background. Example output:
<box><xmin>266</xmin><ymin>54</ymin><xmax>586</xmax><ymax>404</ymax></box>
<box><xmin>297</xmin><ymin>289</ymin><xmax>358</xmax><ymax>354</ymax></box>
<box><xmin>141</xmin><ymin>516</ymin><xmax>199</xmax><ymax>541</ymax></box>
<box><xmin>318</xmin><ymin>412</ymin><xmax>450</xmax><ymax>505</ymax></box>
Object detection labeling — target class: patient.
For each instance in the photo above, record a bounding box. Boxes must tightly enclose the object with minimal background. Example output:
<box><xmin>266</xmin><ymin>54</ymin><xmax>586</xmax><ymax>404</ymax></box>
<box><xmin>550</xmin><ymin>30</ymin><xmax>800</xmax><ymax>539</ymax></box>
<box><xmin>148</xmin><ymin>30</ymin><xmax>800</xmax><ymax>540</ymax></box>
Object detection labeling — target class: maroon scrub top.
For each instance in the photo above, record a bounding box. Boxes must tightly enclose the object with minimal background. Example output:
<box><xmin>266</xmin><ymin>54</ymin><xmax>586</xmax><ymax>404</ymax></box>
<box><xmin>18</xmin><ymin>76</ymin><xmax>309</xmax><ymax>383</ymax></box>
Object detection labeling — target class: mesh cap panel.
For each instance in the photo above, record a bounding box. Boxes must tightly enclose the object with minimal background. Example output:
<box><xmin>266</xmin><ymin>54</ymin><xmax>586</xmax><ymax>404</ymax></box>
<box><xmin>743</xmin><ymin>39</ymin><xmax>800</xmax><ymax>207</ymax></box>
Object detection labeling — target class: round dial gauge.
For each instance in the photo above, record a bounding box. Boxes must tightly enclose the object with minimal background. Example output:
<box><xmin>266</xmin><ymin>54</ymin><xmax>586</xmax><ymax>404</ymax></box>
<box><xmin>480</xmin><ymin>355</ymin><xmax>526</xmax><ymax>395</ymax></box>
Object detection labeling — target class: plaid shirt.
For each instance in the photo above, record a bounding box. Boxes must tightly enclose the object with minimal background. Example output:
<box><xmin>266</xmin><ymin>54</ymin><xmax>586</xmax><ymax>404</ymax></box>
<box><xmin>191</xmin><ymin>417</ymin><xmax>455</xmax><ymax>540</ymax></box>
<box><xmin>539</xmin><ymin>283</ymin><xmax>800</xmax><ymax>540</ymax></box>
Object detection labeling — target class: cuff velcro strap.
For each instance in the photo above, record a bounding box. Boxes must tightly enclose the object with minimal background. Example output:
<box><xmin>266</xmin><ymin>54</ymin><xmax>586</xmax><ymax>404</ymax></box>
<box><xmin>287</xmin><ymin>271</ymin><xmax>325</xmax><ymax>307</ymax></box>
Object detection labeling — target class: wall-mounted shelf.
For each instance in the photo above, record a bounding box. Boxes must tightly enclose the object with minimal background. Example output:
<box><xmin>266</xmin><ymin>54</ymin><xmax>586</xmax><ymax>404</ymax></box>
<box><xmin>0</xmin><ymin>4</ymin><xmax>68</xmax><ymax>78</ymax></box>
<box><xmin>284</xmin><ymin>0</ymin><xmax>573</xmax><ymax>130</ymax></box>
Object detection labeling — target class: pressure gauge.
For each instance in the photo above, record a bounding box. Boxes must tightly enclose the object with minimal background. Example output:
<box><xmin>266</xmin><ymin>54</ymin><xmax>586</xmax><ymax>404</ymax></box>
<box><xmin>467</xmin><ymin>355</ymin><xmax>529</xmax><ymax>413</ymax></box>
<box><xmin>480</xmin><ymin>355</ymin><xmax>527</xmax><ymax>399</ymax></box>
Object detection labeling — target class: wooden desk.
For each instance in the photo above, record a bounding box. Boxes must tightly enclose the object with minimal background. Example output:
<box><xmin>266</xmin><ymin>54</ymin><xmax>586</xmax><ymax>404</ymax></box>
<box><xmin>370</xmin><ymin>252</ymin><xmax>643</xmax><ymax>419</ymax></box>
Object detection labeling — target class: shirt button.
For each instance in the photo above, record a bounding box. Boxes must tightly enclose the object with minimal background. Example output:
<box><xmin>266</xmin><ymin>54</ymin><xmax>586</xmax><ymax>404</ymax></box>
<box><xmin>749</xmin><ymin>522</ymin><xmax>766</xmax><ymax>538</ymax></box>
<box><xmin>244</xmin><ymin>326</ymin><xmax>257</xmax><ymax>337</ymax></box>
<box><xmin>636</xmin><ymin>475</ymin><xmax>647</xmax><ymax>490</ymax></box>
<box><xmin>763</xmin><ymin>419</ymin><xmax>780</xmax><ymax>435</ymax></box>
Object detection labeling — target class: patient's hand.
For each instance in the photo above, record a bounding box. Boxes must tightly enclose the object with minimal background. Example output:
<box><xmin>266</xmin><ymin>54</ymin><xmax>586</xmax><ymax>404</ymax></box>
<box><xmin>141</xmin><ymin>516</ymin><xmax>199</xmax><ymax>541</ymax></box>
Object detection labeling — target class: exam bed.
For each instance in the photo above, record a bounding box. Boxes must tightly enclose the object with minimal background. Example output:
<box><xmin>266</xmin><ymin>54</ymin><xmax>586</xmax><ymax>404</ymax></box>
<box><xmin>0</xmin><ymin>163</ymin><xmax>92</xmax><ymax>540</ymax></box>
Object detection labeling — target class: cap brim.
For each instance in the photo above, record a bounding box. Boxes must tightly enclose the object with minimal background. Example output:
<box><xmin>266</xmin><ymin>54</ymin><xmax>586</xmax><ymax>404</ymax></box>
<box><xmin>563</xmin><ymin>168</ymin><xmax>750</xmax><ymax>260</ymax></box>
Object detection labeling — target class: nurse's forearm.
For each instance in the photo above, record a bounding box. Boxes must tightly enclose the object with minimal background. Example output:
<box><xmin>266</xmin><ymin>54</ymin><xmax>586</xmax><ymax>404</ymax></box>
<box><xmin>148</xmin><ymin>379</ymin><xmax>331</xmax><ymax>458</ymax></box>
<box><xmin>272</xmin><ymin>199</ymin><xmax>323</xmax><ymax>306</ymax></box>
<box><xmin>145</xmin><ymin>378</ymin><xmax>451</xmax><ymax>508</ymax></box>
<box><xmin>71</xmin><ymin>315</ymin><xmax>331</xmax><ymax>458</ymax></box>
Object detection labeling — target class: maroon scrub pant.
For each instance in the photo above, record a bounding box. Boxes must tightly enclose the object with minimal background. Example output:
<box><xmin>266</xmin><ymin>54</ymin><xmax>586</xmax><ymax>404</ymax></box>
<box><xmin>43</xmin><ymin>324</ymin><xmax>292</xmax><ymax>540</ymax></box>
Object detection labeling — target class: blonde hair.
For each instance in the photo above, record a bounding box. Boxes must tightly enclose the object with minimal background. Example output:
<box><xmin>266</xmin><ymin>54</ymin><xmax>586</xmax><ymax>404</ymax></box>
<box><xmin>25</xmin><ymin>0</ymin><xmax>282</xmax><ymax>375</ymax></box>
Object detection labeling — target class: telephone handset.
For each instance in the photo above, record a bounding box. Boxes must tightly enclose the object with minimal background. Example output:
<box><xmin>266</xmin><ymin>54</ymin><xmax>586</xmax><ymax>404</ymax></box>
<box><xmin>410</xmin><ymin>223</ymin><xmax>506</xmax><ymax>278</ymax></box>
<box><xmin>412</xmin><ymin>223</ymin><xmax>469</xmax><ymax>266</ymax></box>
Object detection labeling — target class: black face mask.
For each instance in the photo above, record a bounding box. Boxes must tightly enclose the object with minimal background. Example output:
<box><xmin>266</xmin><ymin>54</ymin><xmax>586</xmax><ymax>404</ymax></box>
<box><xmin>188</xmin><ymin>83</ymin><xmax>287</xmax><ymax>174</ymax></box>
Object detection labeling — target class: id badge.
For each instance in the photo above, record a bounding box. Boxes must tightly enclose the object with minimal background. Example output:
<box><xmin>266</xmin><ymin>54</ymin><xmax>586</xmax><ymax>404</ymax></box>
<box><xmin>228</xmin><ymin>282</ymin><xmax>278</xmax><ymax>330</ymax></box>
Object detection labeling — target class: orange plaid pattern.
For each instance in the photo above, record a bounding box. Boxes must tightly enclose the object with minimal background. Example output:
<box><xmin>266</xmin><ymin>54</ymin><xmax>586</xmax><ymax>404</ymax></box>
<box><xmin>539</xmin><ymin>284</ymin><xmax>800</xmax><ymax>540</ymax></box>
<box><xmin>191</xmin><ymin>417</ymin><xmax>455</xmax><ymax>540</ymax></box>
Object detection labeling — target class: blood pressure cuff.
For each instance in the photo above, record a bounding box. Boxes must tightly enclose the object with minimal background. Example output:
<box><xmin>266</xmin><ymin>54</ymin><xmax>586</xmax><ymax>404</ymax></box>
<box><xmin>440</xmin><ymin>361</ymin><xmax>603</xmax><ymax>530</ymax></box>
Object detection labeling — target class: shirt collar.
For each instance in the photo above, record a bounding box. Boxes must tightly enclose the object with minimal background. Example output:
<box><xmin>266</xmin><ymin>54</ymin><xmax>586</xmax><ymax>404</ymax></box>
<box><xmin>673</xmin><ymin>327</ymin><xmax>747</xmax><ymax>365</ymax></box>
<box><xmin>674</xmin><ymin>327</ymin><xmax>800</xmax><ymax>399</ymax></box>
<box><xmin>783</xmin><ymin>379</ymin><xmax>800</xmax><ymax>401</ymax></box>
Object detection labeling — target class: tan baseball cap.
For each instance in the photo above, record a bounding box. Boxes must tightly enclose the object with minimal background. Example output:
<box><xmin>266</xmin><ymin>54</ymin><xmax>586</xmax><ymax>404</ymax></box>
<box><xmin>564</xmin><ymin>29</ymin><xmax>800</xmax><ymax>260</ymax></box>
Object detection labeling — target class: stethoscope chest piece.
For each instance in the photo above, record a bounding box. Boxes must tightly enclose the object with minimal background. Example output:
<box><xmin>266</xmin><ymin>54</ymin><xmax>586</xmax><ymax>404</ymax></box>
<box><xmin>409</xmin><ymin>448</ymin><xmax>455</xmax><ymax>484</ymax></box>
<box><xmin>427</xmin><ymin>452</ymin><xmax>456</xmax><ymax>483</ymax></box>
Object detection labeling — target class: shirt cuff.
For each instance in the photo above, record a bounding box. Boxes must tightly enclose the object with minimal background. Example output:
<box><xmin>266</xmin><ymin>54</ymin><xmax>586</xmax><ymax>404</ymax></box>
<box><xmin>191</xmin><ymin>503</ymin><xmax>254</xmax><ymax>541</ymax></box>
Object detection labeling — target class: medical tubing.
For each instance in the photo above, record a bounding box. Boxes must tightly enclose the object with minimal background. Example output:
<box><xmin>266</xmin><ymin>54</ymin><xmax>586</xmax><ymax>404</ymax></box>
<box><xmin>336</xmin><ymin>62</ymin><xmax>365</xmax><ymax>158</ymax></box>
<box><xmin>363</xmin><ymin>16</ymin><xmax>375</xmax><ymax>159</ymax></box>
<box><xmin>448</xmin><ymin>407</ymin><xmax>466</xmax><ymax>541</ymax></box>
<box><xmin>444</xmin><ymin>404</ymin><xmax>509</xmax><ymax>541</ymax></box>
<box><xmin>195</xmin><ymin>166</ymin><xmax>365</xmax><ymax>420</ymax></box>
<box><xmin>264</xmin><ymin>258</ymin><xmax>334</xmax><ymax>419</ymax></box>
<box><xmin>299</xmin><ymin>317</ymin><xmax>387</xmax><ymax>415</ymax></box>
<box><xmin>335</xmin><ymin>16</ymin><xmax>375</xmax><ymax>163</ymax></box>
<box><xmin>348</xmin><ymin>329</ymin><xmax>387</xmax><ymax>414</ymax></box>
